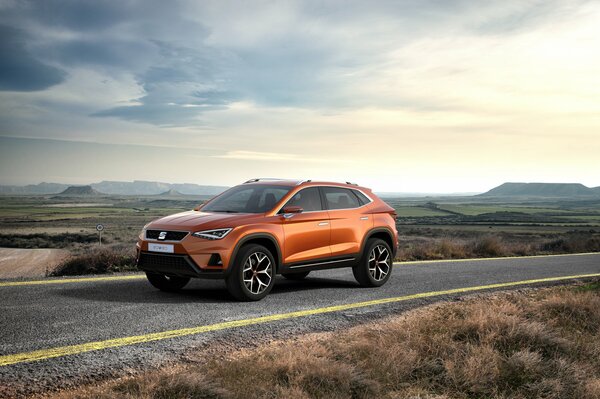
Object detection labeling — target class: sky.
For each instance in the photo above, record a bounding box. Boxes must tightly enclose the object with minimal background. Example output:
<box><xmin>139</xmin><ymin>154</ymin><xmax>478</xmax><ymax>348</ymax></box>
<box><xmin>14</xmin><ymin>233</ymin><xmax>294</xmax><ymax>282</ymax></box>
<box><xmin>1</xmin><ymin>0</ymin><xmax>599</xmax><ymax>193</ymax></box>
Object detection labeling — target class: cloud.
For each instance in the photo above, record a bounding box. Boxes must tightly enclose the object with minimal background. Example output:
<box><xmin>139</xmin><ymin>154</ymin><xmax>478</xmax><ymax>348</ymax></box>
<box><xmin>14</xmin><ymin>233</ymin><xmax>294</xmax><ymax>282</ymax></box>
<box><xmin>0</xmin><ymin>25</ymin><xmax>66</xmax><ymax>91</ymax></box>
<box><xmin>214</xmin><ymin>150</ymin><xmax>306</xmax><ymax>162</ymax></box>
<box><xmin>90</xmin><ymin>40</ymin><xmax>236</xmax><ymax>125</ymax></box>
<box><xmin>1</xmin><ymin>0</ymin><xmax>600</xmax><ymax>192</ymax></box>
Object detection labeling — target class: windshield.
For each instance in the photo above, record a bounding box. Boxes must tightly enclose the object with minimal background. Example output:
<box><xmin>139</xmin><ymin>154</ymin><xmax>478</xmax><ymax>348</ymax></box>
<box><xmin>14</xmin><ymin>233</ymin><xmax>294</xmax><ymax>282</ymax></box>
<box><xmin>201</xmin><ymin>184</ymin><xmax>293</xmax><ymax>213</ymax></box>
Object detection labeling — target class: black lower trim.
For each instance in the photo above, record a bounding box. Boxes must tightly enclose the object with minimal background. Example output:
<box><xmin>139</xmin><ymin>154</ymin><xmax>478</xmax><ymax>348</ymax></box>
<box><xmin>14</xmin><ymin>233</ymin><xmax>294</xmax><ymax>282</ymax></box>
<box><xmin>280</xmin><ymin>253</ymin><xmax>360</xmax><ymax>273</ymax></box>
<box><xmin>137</xmin><ymin>252</ymin><xmax>225</xmax><ymax>279</ymax></box>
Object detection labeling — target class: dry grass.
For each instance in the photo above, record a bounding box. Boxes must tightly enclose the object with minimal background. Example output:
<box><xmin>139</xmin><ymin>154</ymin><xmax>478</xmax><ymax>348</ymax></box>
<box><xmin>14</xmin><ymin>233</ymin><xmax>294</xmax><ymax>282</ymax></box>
<box><xmin>55</xmin><ymin>281</ymin><xmax>600</xmax><ymax>399</ymax></box>
<box><xmin>50</xmin><ymin>245</ymin><xmax>137</xmax><ymax>276</ymax></box>
<box><xmin>397</xmin><ymin>234</ymin><xmax>600</xmax><ymax>261</ymax></box>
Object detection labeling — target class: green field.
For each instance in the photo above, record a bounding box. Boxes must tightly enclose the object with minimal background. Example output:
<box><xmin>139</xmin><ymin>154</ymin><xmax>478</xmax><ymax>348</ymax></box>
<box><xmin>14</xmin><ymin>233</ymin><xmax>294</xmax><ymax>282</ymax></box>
<box><xmin>382</xmin><ymin>197</ymin><xmax>600</xmax><ymax>229</ymax></box>
<box><xmin>435</xmin><ymin>204</ymin><xmax>572</xmax><ymax>216</ymax></box>
<box><xmin>0</xmin><ymin>195</ymin><xmax>206</xmax><ymax>246</ymax></box>
<box><xmin>0</xmin><ymin>194</ymin><xmax>599</xmax><ymax>257</ymax></box>
<box><xmin>394</xmin><ymin>206</ymin><xmax>450</xmax><ymax>217</ymax></box>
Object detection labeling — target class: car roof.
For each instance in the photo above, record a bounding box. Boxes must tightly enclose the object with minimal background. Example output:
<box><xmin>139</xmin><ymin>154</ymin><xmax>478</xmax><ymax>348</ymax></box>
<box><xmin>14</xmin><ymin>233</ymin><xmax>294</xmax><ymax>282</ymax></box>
<box><xmin>242</xmin><ymin>178</ymin><xmax>369</xmax><ymax>190</ymax></box>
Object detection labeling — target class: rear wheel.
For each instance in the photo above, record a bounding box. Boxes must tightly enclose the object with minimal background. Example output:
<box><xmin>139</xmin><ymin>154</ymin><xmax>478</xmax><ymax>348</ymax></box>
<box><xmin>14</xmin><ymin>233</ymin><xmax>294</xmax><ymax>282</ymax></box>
<box><xmin>145</xmin><ymin>272</ymin><xmax>190</xmax><ymax>292</ymax></box>
<box><xmin>281</xmin><ymin>271</ymin><xmax>310</xmax><ymax>280</ymax></box>
<box><xmin>226</xmin><ymin>244</ymin><xmax>275</xmax><ymax>301</ymax></box>
<box><xmin>353</xmin><ymin>238</ymin><xmax>392</xmax><ymax>287</ymax></box>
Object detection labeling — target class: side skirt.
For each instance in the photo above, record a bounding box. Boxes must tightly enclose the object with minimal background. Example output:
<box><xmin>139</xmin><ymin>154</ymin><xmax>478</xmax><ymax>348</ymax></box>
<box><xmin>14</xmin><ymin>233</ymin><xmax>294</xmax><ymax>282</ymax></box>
<box><xmin>279</xmin><ymin>254</ymin><xmax>361</xmax><ymax>274</ymax></box>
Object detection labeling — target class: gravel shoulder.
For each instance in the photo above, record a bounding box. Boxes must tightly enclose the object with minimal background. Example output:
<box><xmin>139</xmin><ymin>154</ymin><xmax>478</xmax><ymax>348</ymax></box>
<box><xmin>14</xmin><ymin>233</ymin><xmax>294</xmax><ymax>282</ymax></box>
<box><xmin>0</xmin><ymin>247</ymin><xmax>70</xmax><ymax>279</ymax></box>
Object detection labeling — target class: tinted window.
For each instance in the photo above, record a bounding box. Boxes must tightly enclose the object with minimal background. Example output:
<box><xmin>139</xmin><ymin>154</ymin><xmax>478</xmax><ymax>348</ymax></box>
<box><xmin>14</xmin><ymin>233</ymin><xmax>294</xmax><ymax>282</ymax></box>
<box><xmin>202</xmin><ymin>185</ymin><xmax>291</xmax><ymax>213</ymax></box>
<box><xmin>352</xmin><ymin>189</ymin><xmax>371</xmax><ymax>205</ymax></box>
<box><xmin>257</xmin><ymin>188</ymin><xmax>290</xmax><ymax>210</ymax></box>
<box><xmin>323</xmin><ymin>187</ymin><xmax>361</xmax><ymax>210</ymax></box>
<box><xmin>281</xmin><ymin>187</ymin><xmax>323</xmax><ymax>212</ymax></box>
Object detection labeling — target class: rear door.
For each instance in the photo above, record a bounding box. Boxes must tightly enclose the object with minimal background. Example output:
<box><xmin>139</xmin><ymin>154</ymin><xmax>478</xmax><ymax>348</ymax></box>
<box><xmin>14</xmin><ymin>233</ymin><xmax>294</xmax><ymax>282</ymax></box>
<box><xmin>322</xmin><ymin>186</ymin><xmax>373</xmax><ymax>257</ymax></box>
<box><xmin>279</xmin><ymin>187</ymin><xmax>331</xmax><ymax>264</ymax></box>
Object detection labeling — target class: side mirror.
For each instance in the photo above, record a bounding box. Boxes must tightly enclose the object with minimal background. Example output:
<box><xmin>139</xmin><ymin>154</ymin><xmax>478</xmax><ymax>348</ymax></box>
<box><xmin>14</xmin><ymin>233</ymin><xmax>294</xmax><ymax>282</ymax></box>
<box><xmin>282</xmin><ymin>206</ymin><xmax>303</xmax><ymax>218</ymax></box>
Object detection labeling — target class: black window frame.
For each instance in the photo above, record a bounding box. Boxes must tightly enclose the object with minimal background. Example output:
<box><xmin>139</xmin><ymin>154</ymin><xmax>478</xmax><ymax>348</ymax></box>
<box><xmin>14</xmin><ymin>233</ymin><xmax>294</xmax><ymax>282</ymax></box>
<box><xmin>351</xmin><ymin>189</ymin><xmax>372</xmax><ymax>206</ymax></box>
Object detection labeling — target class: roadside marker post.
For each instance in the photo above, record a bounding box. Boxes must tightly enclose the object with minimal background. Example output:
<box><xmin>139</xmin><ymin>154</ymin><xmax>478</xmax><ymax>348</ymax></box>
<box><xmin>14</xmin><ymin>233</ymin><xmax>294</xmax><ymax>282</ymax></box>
<box><xmin>96</xmin><ymin>224</ymin><xmax>104</xmax><ymax>245</ymax></box>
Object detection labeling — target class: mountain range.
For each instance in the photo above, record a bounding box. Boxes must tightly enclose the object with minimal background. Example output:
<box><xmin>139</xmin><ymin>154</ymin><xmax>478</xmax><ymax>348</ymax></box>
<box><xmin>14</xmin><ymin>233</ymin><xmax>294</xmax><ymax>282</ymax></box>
<box><xmin>0</xmin><ymin>180</ymin><xmax>228</xmax><ymax>196</ymax></box>
<box><xmin>1</xmin><ymin>181</ymin><xmax>599</xmax><ymax>198</ymax></box>
<box><xmin>479</xmin><ymin>183</ymin><xmax>600</xmax><ymax>198</ymax></box>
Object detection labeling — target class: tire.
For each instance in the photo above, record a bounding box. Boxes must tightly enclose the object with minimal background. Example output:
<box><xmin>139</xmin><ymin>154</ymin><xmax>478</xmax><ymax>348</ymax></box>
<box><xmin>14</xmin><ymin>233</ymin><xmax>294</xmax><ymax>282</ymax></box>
<box><xmin>281</xmin><ymin>271</ymin><xmax>310</xmax><ymax>280</ymax></box>
<box><xmin>145</xmin><ymin>272</ymin><xmax>190</xmax><ymax>292</ymax></box>
<box><xmin>226</xmin><ymin>244</ymin><xmax>276</xmax><ymax>301</ymax></box>
<box><xmin>353</xmin><ymin>238</ymin><xmax>393</xmax><ymax>287</ymax></box>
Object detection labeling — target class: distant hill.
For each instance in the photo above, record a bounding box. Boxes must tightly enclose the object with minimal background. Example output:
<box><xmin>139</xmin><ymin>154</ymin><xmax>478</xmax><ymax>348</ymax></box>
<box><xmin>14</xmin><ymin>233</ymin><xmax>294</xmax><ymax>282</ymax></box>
<box><xmin>0</xmin><ymin>180</ymin><xmax>228</xmax><ymax>196</ymax></box>
<box><xmin>156</xmin><ymin>189</ymin><xmax>185</xmax><ymax>196</ymax></box>
<box><xmin>57</xmin><ymin>185</ymin><xmax>103</xmax><ymax>196</ymax></box>
<box><xmin>480</xmin><ymin>183</ymin><xmax>597</xmax><ymax>198</ymax></box>
<box><xmin>90</xmin><ymin>180</ymin><xmax>227</xmax><ymax>195</ymax></box>
<box><xmin>0</xmin><ymin>182</ymin><xmax>69</xmax><ymax>194</ymax></box>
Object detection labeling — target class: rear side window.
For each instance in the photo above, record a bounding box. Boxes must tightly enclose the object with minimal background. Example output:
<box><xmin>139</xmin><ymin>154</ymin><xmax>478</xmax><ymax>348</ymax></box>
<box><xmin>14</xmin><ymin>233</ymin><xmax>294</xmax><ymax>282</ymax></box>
<box><xmin>323</xmin><ymin>187</ymin><xmax>361</xmax><ymax>210</ymax></box>
<box><xmin>281</xmin><ymin>187</ymin><xmax>323</xmax><ymax>212</ymax></box>
<box><xmin>352</xmin><ymin>189</ymin><xmax>372</xmax><ymax>205</ymax></box>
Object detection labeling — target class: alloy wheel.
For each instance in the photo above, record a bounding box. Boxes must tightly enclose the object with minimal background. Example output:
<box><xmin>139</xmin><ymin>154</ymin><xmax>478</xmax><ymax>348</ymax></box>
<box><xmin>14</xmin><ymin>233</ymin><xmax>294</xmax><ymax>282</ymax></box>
<box><xmin>242</xmin><ymin>251</ymin><xmax>273</xmax><ymax>295</ymax></box>
<box><xmin>368</xmin><ymin>244</ymin><xmax>390</xmax><ymax>281</ymax></box>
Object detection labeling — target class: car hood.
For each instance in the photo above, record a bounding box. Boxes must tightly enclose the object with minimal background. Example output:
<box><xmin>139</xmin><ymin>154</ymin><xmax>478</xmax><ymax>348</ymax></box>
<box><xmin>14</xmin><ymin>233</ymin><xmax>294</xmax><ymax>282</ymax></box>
<box><xmin>146</xmin><ymin>210</ymin><xmax>260</xmax><ymax>231</ymax></box>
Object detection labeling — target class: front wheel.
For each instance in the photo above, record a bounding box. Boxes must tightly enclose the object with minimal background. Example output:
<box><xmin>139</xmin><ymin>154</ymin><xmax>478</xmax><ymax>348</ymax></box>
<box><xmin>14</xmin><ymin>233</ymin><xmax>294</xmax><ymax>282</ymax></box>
<box><xmin>353</xmin><ymin>238</ymin><xmax>392</xmax><ymax>287</ymax></box>
<box><xmin>226</xmin><ymin>244</ymin><xmax>276</xmax><ymax>301</ymax></box>
<box><xmin>145</xmin><ymin>272</ymin><xmax>190</xmax><ymax>292</ymax></box>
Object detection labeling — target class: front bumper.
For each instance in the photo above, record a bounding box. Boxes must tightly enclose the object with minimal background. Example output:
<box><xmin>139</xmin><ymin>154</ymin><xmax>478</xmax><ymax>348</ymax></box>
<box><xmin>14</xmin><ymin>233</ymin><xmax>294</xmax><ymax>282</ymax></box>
<box><xmin>137</xmin><ymin>251</ymin><xmax>227</xmax><ymax>279</ymax></box>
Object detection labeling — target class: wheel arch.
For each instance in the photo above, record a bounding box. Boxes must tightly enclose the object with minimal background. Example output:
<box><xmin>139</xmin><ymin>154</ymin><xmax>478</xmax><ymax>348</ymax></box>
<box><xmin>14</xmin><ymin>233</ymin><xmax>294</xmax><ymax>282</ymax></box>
<box><xmin>229</xmin><ymin>233</ymin><xmax>282</xmax><ymax>273</ymax></box>
<box><xmin>361</xmin><ymin>228</ymin><xmax>396</xmax><ymax>258</ymax></box>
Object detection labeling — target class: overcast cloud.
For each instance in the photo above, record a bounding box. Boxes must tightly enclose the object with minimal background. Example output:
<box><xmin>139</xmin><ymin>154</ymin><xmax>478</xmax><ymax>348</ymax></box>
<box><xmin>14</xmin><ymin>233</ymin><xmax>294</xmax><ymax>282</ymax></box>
<box><xmin>0</xmin><ymin>0</ymin><xmax>598</xmax><ymax>191</ymax></box>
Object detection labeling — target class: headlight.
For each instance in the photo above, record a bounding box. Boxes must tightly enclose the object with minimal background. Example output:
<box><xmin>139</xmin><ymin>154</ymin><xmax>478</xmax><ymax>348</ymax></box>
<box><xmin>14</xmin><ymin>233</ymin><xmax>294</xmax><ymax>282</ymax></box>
<box><xmin>192</xmin><ymin>228</ymin><xmax>232</xmax><ymax>240</ymax></box>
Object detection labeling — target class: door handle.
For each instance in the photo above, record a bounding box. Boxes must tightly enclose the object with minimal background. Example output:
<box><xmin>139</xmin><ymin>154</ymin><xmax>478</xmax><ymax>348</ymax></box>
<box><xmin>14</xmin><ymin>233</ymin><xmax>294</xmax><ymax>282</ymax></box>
<box><xmin>360</xmin><ymin>216</ymin><xmax>369</xmax><ymax>220</ymax></box>
<box><xmin>317</xmin><ymin>222</ymin><xmax>329</xmax><ymax>226</ymax></box>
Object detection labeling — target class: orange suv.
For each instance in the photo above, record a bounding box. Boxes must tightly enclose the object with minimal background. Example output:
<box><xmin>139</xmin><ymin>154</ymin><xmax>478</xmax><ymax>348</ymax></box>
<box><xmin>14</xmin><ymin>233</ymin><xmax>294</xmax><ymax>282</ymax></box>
<box><xmin>136</xmin><ymin>179</ymin><xmax>398</xmax><ymax>301</ymax></box>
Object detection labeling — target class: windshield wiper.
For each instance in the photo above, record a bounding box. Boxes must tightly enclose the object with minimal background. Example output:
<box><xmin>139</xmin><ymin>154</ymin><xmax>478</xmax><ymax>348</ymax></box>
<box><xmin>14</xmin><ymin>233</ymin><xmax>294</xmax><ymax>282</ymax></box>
<box><xmin>209</xmin><ymin>209</ymin><xmax>240</xmax><ymax>213</ymax></box>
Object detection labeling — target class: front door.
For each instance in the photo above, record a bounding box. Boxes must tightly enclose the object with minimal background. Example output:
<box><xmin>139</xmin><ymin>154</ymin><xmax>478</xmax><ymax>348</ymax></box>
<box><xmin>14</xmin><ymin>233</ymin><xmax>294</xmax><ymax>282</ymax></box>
<box><xmin>280</xmin><ymin>187</ymin><xmax>330</xmax><ymax>264</ymax></box>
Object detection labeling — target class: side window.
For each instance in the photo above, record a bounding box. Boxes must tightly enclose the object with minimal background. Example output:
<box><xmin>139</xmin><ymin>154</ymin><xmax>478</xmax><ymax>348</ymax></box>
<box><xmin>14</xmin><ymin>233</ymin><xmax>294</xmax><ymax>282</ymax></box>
<box><xmin>256</xmin><ymin>188</ymin><xmax>290</xmax><ymax>212</ymax></box>
<box><xmin>281</xmin><ymin>187</ymin><xmax>323</xmax><ymax>212</ymax></box>
<box><xmin>323</xmin><ymin>187</ymin><xmax>361</xmax><ymax>210</ymax></box>
<box><xmin>352</xmin><ymin>189</ymin><xmax>371</xmax><ymax>205</ymax></box>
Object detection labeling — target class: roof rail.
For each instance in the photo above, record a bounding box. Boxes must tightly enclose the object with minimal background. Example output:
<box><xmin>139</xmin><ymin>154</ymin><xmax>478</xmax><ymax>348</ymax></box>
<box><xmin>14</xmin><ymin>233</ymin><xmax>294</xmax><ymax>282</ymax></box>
<box><xmin>243</xmin><ymin>178</ymin><xmax>285</xmax><ymax>184</ymax></box>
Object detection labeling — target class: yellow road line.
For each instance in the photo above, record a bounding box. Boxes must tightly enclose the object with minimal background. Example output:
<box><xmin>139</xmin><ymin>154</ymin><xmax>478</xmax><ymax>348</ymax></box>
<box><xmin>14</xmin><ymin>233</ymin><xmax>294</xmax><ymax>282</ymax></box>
<box><xmin>1</xmin><ymin>272</ymin><xmax>599</xmax><ymax>367</ymax></box>
<box><xmin>0</xmin><ymin>274</ymin><xmax>145</xmax><ymax>287</ymax></box>
<box><xmin>395</xmin><ymin>251</ymin><xmax>600</xmax><ymax>265</ymax></box>
<box><xmin>0</xmin><ymin>252</ymin><xmax>598</xmax><ymax>288</ymax></box>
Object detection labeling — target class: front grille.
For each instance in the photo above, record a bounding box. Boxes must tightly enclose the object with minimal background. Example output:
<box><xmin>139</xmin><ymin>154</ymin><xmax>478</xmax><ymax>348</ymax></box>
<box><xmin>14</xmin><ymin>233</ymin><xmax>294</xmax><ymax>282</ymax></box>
<box><xmin>138</xmin><ymin>252</ymin><xmax>199</xmax><ymax>277</ymax></box>
<box><xmin>146</xmin><ymin>230</ymin><xmax>188</xmax><ymax>241</ymax></box>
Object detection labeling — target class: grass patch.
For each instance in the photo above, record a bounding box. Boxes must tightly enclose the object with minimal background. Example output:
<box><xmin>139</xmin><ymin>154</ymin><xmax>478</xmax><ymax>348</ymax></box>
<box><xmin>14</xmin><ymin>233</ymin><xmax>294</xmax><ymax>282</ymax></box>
<box><xmin>51</xmin><ymin>246</ymin><xmax>137</xmax><ymax>276</ymax></box>
<box><xmin>54</xmin><ymin>281</ymin><xmax>600</xmax><ymax>399</ymax></box>
<box><xmin>397</xmin><ymin>233</ymin><xmax>600</xmax><ymax>261</ymax></box>
<box><xmin>0</xmin><ymin>232</ymin><xmax>99</xmax><ymax>249</ymax></box>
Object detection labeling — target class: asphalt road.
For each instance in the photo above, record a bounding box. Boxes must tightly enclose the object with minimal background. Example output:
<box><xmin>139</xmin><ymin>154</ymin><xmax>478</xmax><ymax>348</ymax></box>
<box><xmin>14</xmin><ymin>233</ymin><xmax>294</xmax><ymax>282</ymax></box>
<box><xmin>1</xmin><ymin>253</ymin><xmax>599</xmax><ymax>397</ymax></box>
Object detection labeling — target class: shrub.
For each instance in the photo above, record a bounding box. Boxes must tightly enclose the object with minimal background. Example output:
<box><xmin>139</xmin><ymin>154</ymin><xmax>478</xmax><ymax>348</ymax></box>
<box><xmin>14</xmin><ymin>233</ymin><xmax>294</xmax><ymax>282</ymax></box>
<box><xmin>51</xmin><ymin>246</ymin><xmax>136</xmax><ymax>276</ymax></box>
<box><xmin>0</xmin><ymin>232</ymin><xmax>100</xmax><ymax>249</ymax></box>
<box><xmin>471</xmin><ymin>236</ymin><xmax>505</xmax><ymax>257</ymax></box>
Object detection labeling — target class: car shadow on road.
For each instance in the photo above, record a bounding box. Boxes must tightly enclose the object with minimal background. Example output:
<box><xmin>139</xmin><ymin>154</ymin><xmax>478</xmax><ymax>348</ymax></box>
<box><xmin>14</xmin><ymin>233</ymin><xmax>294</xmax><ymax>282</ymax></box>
<box><xmin>56</xmin><ymin>276</ymin><xmax>360</xmax><ymax>304</ymax></box>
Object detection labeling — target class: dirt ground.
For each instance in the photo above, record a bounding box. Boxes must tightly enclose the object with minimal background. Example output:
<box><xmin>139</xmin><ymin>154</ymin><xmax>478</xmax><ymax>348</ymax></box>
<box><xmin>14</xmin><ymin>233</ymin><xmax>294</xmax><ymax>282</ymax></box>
<box><xmin>0</xmin><ymin>248</ymin><xmax>70</xmax><ymax>279</ymax></box>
